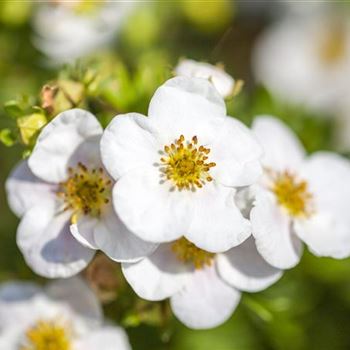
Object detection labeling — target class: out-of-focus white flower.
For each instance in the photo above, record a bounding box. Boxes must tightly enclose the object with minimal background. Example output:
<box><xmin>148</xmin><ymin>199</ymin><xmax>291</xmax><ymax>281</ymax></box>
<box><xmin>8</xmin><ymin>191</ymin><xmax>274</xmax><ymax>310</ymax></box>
<box><xmin>174</xmin><ymin>59</ymin><xmax>236</xmax><ymax>98</ymax></box>
<box><xmin>0</xmin><ymin>277</ymin><xmax>131</xmax><ymax>350</ymax></box>
<box><xmin>122</xmin><ymin>234</ymin><xmax>282</xmax><ymax>329</ymax></box>
<box><xmin>101</xmin><ymin>77</ymin><xmax>263</xmax><ymax>253</ymax></box>
<box><xmin>6</xmin><ymin>109</ymin><xmax>156</xmax><ymax>278</ymax></box>
<box><xmin>32</xmin><ymin>1</ymin><xmax>135</xmax><ymax>64</ymax></box>
<box><xmin>250</xmin><ymin>116</ymin><xmax>350</xmax><ymax>269</ymax></box>
<box><xmin>253</xmin><ymin>12</ymin><xmax>350</xmax><ymax>113</ymax></box>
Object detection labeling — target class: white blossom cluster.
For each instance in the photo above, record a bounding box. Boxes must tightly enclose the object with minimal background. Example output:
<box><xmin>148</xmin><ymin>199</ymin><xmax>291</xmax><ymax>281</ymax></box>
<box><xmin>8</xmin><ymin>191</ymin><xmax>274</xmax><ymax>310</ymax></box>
<box><xmin>0</xmin><ymin>278</ymin><xmax>131</xmax><ymax>350</ymax></box>
<box><xmin>6</xmin><ymin>61</ymin><xmax>350</xmax><ymax>331</ymax></box>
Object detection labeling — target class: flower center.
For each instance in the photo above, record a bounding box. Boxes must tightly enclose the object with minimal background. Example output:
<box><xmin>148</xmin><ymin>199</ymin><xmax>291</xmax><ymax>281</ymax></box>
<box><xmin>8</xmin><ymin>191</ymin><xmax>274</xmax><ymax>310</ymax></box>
<box><xmin>171</xmin><ymin>237</ymin><xmax>215</xmax><ymax>269</ymax></box>
<box><xmin>269</xmin><ymin>170</ymin><xmax>314</xmax><ymax>218</ymax></box>
<box><xmin>160</xmin><ymin>135</ymin><xmax>216</xmax><ymax>190</ymax></box>
<box><xmin>318</xmin><ymin>23</ymin><xmax>347</xmax><ymax>66</ymax></box>
<box><xmin>21</xmin><ymin>320</ymin><xmax>71</xmax><ymax>350</ymax></box>
<box><xmin>57</xmin><ymin>162</ymin><xmax>112</xmax><ymax>223</ymax></box>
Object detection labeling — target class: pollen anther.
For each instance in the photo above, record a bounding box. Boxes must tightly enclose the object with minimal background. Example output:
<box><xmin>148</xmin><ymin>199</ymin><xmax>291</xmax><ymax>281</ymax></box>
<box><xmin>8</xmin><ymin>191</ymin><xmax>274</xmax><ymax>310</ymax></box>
<box><xmin>57</xmin><ymin>162</ymin><xmax>112</xmax><ymax>223</ymax></box>
<box><xmin>171</xmin><ymin>237</ymin><xmax>214</xmax><ymax>269</ymax></box>
<box><xmin>21</xmin><ymin>319</ymin><xmax>71</xmax><ymax>350</ymax></box>
<box><xmin>160</xmin><ymin>135</ymin><xmax>216</xmax><ymax>190</ymax></box>
<box><xmin>269</xmin><ymin>169</ymin><xmax>314</xmax><ymax>218</ymax></box>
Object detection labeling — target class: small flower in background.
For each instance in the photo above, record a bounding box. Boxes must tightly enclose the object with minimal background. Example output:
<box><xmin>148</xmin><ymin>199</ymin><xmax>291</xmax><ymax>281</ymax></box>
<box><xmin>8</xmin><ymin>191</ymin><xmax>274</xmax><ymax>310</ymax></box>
<box><xmin>174</xmin><ymin>59</ymin><xmax>240</xmax><ymax>99</ymax></box>
<box><xmin>250</xmin><ymin>116</ymin><xmax>350</xmax><ymax>269</ymax></box>
<box><xmin>122</xmin><ymin>235</ymin><xmax>282</xmax><ymax>329</ymax></box>
<box><xmin>0</xmin><ymin>277</ymin><xmax>131</xmax><ymax>350</ymax></box>
<box><xmin>101</xmin><ymin>76</ymin><xmax>263</xmax><ymax>253</ymax></box>
<box><xmin>252</xmin><ymin>10</ymin><xmax>350</xmax><ymax>114</ymax></box>
<box><xmin>32</xmin><ymin>1</ymin><xmax>136</xmax><ymax>64</ymax></box>
<box><xmin>6</xmin><ymin>109</ymin><xmax>156</xmax><ymax>278</ymax></box>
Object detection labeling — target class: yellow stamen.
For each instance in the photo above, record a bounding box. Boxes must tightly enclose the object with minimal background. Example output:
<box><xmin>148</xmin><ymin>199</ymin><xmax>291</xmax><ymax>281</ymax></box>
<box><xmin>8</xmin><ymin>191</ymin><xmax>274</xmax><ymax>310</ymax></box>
<box><xmin>57</xmin><ymin>162</ymin><xmax>112</xmax><ymax>223</ymax></box>
<box><xmin>269</xmin><ymin>169</ymin><xmax>314</xmax><ymax>218</ymax></box>
<box><xmin>172</xmin><ymin>237</ymin><xmax>215</xmax><ymax>269</ymax></box>
<box><xmin>160</xmin><ymin>135</ymin><xmax>216</xmax><ymax>190</ymax></box>
<box><xmin>21</xmin><ymin>319</ymin><xmax>71</xmax><ymax>350</ymax></box>
<box><xmin>318</xmin><ymin>22</ymin><xmax>347</xmax><ymax>66</ymax></box>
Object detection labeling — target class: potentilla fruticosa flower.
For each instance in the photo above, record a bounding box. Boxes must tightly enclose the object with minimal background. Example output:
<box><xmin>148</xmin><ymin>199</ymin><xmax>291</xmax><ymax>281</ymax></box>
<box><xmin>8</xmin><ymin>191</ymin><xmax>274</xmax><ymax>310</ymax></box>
<box><xmin>122</xmin><ymin>232</ymin><xmax>282</xmax><ymax>329</ymax></box>
<box><xmin>250</xmin><ymin>116</ymin><xmax>350</xmax><ymax>269</ymax></box>
<box><xmin>101</xmin><ymin>77</ymin><xmax>263</xmax><ymax>252</ymax></box>
<box><xmin>174</xmin><ymin>59</ymin><xmax>237</xmax><ymax>98</ymax></box>
<box><xmin>33</xmin><ymin>1</ymin><xmax>136</xmax><ymax>64</ymax></box>
<box><xmin>0</xmin><ymin>277</ymin><xmax>131</xmax><ymax>350</ymax></box>
<box><xmin>6</xmin><ymin>109</ymin><xmax>156</xmax><ymax>278</ymax></box>
<box><xmin>253</xmin><ymin>11</ymin><xmax>350</xmax><ymax>113</ymax></box>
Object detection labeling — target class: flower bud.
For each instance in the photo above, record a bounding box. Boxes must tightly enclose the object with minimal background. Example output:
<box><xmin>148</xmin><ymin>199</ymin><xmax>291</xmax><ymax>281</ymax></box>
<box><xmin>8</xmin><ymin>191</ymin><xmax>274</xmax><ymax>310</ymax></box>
<box><xmin>41</xmin><ymin>79</ymin><xmax>85</xmax><ymax>117</ymax></box>
<box><xmin>16</xmin><ymin>113</ymin><xmax>47</xmax><ymax>146</ymax></box>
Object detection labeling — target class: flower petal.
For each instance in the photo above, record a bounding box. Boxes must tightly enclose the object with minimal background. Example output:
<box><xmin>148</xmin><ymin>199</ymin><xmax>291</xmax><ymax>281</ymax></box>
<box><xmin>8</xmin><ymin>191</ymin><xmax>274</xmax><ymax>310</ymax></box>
<box><xmin>216</xmin><ymin>237</ymin><xmax>283</xmax><ymax>292</ymax></box>
<box><xmin>71</xmin><ymin>216</ymin><xmax>99</xmax><ymax>250</ymax></box>
<box><xmin>5</xmin><ymin>160</ymin><xmax>56</xmax><ymax>218</ymax></box>
<box><xmin>46</xmin><ymin>277</ymin><xmax>102</xmax><ymax>324</ymax></box>
<box><xmin>210</xmin><ymin>117</ymin><xmax>263</xmax><ymax>187</ymax></box>
<box><xmin>93</xmin><ymin>205</ymin><xmax>158</xmax><ymax>262</ymax></box>
<box><xmin>0</xmin><ymin>326</ymin><xmax>22</xmax><ymax>349</ymax></box>
<box><xmin>148</xmin><ymin>76</ymin><xmax>226</xmax><ymax>144</ymax></box>
<box><xmin>186</xmin><ymin>184</ymin><xmax>251</xmax><ymax>253</ymax></box>
<box><xmin>295</xmin><ymin>152</ymin><xmax>350</xmax><ymax>258</ymax></box>
<box><xmin>100</xmin><ymin>113</ymin><xmax>160</xmax><ymax>180</ymax></box>
<box><xmin>122</xmin><ymin>244</ymin><xmax>191</xmax><ymax>301</ymax></box>
<box><xmin>250</xmin><ymin>189</ymin><xmax>303</xmax><ymax>269</ymax></box>
<box><xmin>29</xmin><ymin>109</ymin><xmax>103</xmax><ymax>183</ymax></box>
<box><xmin>114</xmin><ymin>167</ymin><xmax>193</xmax><ymax>243</ymax></box>
<box><xmin>0</xmin><ymin>282</ymin><xmax>42</xmax><ymax>330</ymax></box>
<box><xmin>149</xmin><ymin>76</ymin><xmax>225</xmax><ymax>119</ymax></box>
<box><xmin>76</xmin><ymin>326</ymin><xmax>131</xmax><ymax>350</ymax></box>
<box><xmin>0</xmin><ymin>282</ymin><xmax>41</xmax><ymax>303</ymax></box>
<box><xmin>17</xmin><ymin>204</ymin><xmax>95</xmax><ymax>278</ymax></box>
<box><xmin>294</xmin><ymin>212</ymin><xmax>350</xmax><ymax>259</ymax></box>
<box><xmin>175</xmin><ymin>59</ymin><xmax>235</xmax><ymax>98</ymax></box>
<box><xmin>170</xmin><ymin>265</ymin><xmax>241</xmax><ymax>329</ymax></box>
<box><xmin>252</xmin><ymin>116</ymin><xmax>305</xmax><ymax>171</ymax></box>
<box><xmin>234</xmin><ymin>187</ymin><xmax>255</xmax><ymax>219</ymax></box>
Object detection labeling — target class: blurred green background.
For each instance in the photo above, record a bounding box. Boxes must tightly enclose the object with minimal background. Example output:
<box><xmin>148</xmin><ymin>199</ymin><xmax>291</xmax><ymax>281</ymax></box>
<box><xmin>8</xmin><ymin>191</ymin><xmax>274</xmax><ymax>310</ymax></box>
<box><xmin>1</xmin><ymin>1</ymin><xmax>350</xmax><ymax>349</ymax></box>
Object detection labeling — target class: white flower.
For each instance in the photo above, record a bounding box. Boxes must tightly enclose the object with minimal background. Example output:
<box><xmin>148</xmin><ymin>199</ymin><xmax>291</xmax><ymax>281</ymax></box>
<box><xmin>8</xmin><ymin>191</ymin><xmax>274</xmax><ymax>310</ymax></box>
<box><xmin>6</xmin><ymin>109</ymin><xmax>156</xmax><ymax>278</ymax></box>
<box><xmin>0</xmin><ymin>277</ymin><xmax>131</xmax><ymax>350</ymax></box>
<box><xmin>122</xmin><ymin>234</ymin><xmax>282</xmax><ymax>329</ymax></box>
<box><xmin>32</xmin><ymin>1</ymin><xmax>135</xmax><ymax>64</ymax></box>
<box><xmin>253</xmin><ymin>11</ymin><xmax>350</xmax><ymax>113</ymax></box>
<box><xmin>101</xmin><ymin>76</ymin><xmax>263</xmax><ymax>252</ymax></box>
<box><xmin>174</xmin><ymin>59</ymin><xmax>235</xmax><ymax>98</ymax></box>
<box><xmin>250</xmin><ymin>116</ymin><xmax>350</xmax><ymax>269</ymax></box>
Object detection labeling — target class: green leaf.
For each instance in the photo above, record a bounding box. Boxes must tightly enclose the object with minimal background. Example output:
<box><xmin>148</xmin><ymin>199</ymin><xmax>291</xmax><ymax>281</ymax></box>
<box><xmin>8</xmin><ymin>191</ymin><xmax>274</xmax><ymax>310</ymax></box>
<box><xmin>3</xmin><ymin>100</ymin><xmax>23</xmax><ymax>118</ymax></box>
<box><xmin>0</xmin><ymin>128</ymin><xmax>16</xmax><ymax>146</ymax></box>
